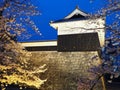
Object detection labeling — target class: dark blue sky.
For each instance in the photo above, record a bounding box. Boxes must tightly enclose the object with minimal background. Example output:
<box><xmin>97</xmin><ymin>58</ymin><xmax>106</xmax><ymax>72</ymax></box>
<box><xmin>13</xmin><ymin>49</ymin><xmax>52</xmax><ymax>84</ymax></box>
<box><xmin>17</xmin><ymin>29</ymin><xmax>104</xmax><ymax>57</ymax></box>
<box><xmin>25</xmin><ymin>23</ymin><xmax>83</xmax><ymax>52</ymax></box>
<box><xmin>19</xmin><ymin>0</ymin><xmax>107</xmax><ymax>42</ymax></box>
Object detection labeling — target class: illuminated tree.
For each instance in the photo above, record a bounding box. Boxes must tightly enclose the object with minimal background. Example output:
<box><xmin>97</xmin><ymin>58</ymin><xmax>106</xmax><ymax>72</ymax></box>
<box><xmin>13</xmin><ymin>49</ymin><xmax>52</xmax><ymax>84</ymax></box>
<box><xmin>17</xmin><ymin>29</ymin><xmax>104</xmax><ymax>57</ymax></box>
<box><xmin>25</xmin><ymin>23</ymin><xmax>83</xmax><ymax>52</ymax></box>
<box><xmin>78</xmin><ymin>0</ymin><xmax>120</xmax><ymax>90</ymax></box>
<box><xmin>0</xmin><ymin>0</ymin><xmax>46</xmax><ymax>90</ymax></box>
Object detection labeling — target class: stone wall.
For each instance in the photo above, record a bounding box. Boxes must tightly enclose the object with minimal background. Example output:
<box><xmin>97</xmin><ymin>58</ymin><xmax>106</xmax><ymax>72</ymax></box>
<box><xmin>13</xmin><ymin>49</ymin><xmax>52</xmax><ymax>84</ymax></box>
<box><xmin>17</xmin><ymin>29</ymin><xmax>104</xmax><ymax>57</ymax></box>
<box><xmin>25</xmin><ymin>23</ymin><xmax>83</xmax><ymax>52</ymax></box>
<box><xmin>31</xmin><ymin>51</ymin><xmax>103</xmax><ymax>90</ymax></box>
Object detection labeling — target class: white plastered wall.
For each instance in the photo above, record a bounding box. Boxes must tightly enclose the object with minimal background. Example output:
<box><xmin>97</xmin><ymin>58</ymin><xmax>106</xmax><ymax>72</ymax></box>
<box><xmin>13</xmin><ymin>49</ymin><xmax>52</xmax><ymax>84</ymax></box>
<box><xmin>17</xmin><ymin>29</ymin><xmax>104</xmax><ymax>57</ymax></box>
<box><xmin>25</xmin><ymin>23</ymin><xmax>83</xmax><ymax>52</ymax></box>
<box><xmin>50</xmin><ymin>18</ymin><xmax>105</xmax><ymax>47</ymax></box>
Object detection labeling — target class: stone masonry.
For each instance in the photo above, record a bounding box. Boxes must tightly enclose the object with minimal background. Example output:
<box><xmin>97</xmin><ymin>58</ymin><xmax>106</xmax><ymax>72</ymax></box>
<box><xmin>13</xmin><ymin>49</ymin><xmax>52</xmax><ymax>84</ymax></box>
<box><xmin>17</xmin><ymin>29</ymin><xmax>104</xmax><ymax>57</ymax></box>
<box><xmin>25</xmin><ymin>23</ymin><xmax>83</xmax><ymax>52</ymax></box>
<box><xmin>31</xmin><ymin>51</ymin><xmax>103</xmax><ymax>90</ymax></box>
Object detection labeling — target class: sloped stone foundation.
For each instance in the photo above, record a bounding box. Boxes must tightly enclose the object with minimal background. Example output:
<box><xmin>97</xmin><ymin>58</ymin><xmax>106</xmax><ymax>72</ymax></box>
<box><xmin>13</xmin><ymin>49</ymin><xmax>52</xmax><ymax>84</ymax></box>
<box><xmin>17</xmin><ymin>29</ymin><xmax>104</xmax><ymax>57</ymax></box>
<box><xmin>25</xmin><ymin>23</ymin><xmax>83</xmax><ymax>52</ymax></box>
<box><xmin>31</xmin><ymin>51</ymin><xmax>103</xmax><ymax>90</ymax></box>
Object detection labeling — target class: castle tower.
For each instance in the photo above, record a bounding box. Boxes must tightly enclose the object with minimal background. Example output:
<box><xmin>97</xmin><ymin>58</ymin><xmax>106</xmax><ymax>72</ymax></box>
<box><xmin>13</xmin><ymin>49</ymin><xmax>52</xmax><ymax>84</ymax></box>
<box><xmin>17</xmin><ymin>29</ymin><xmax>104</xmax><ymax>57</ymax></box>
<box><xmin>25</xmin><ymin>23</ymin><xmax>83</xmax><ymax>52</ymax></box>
<box><xmin>21</xmin><ymin>6</ymin><xmax>106</xmax><ymax>90</ymax></box>
<box><xmin>50</xmin><ymin>6</ymin><xmax>105</xmax><ymax>51</ymax></box>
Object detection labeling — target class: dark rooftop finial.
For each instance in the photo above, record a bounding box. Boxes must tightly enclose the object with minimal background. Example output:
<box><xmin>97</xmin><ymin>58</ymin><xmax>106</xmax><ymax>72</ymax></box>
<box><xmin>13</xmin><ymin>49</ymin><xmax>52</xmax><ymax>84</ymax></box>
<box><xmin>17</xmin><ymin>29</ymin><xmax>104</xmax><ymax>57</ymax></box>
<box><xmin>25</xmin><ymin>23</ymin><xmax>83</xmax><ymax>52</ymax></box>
<box><xmin>76</xmin><ymin>5</ymin><xmax>79</xmax><ymax>9</ymax></box>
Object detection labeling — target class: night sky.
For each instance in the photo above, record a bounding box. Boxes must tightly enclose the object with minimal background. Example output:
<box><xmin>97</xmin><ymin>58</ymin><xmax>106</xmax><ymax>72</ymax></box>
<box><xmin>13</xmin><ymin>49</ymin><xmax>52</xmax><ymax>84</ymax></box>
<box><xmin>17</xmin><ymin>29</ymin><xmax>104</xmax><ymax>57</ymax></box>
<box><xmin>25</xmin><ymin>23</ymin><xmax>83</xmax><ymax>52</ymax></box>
<box><xmin>19</xmin><ymin>0</ymin><xmax>107</xmax><ymax>42</ymax></box>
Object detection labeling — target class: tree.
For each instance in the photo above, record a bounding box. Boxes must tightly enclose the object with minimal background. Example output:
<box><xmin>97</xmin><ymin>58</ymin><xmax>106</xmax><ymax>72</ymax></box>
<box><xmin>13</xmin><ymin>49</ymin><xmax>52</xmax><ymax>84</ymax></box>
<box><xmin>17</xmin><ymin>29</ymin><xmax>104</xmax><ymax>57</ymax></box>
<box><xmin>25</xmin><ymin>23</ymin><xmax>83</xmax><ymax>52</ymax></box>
<box><xmin>0</xmin><ymin>0</ymin><xmax>46</xmax><ymax>90</ymax></box>
<box><xmin>78</xmin><ymin>0</ymin><xmax>120</xmax><ymax>90</ymax></box>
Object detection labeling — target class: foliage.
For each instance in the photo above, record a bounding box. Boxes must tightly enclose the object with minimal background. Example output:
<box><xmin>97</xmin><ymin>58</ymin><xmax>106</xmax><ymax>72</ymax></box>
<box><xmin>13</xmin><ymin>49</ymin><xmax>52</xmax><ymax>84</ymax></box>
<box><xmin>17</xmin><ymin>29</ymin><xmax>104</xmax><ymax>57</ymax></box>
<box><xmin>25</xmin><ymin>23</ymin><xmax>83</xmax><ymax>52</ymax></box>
<box><xmin>78</xmin><ymin>0</ymin><xmax>120</xmax><ymax>90</ymax></box>
<box><xmin>0</xmin><ymin>0</ymin><xmax>46</xmax><ymax>89</ymax></box>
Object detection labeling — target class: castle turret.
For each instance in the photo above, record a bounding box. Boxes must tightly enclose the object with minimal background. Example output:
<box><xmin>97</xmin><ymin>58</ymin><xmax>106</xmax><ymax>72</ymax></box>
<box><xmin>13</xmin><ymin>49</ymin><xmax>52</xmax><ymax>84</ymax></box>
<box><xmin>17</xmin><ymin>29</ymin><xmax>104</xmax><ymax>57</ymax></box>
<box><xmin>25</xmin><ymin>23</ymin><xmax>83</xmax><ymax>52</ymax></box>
<box><xmin>50</xmin><ymin>7</ymin><xmax>105</xmax><ymax>51</ymax></box>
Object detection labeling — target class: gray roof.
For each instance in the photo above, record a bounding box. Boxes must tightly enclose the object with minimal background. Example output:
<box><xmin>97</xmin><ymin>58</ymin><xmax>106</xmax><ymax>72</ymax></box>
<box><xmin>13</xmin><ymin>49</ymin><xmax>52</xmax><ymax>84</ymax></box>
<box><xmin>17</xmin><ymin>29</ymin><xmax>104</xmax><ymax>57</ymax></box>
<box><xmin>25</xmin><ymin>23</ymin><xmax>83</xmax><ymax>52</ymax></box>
<box><xmin>50</xmin><ymin>6</ymin><xmax>89</xmax><ymax>23</ymax></box>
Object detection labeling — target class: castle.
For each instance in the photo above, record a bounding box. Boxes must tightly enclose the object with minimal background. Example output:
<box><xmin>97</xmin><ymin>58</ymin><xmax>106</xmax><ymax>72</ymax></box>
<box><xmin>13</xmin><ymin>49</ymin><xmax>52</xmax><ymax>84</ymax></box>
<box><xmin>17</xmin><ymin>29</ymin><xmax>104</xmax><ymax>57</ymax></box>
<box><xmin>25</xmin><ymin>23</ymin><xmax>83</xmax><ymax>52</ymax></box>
<box><xmin>21</xmin><ymin>7</ymin><xmax>105</xmax><ymax>90</ymax></box>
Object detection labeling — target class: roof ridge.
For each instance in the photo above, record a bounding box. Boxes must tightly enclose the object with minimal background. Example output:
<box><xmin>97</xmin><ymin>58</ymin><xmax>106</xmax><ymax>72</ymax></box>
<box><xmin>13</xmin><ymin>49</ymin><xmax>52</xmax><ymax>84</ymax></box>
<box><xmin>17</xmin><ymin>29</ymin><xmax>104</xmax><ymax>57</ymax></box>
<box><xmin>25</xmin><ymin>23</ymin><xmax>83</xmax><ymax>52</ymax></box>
<box><xmin>64</xmin><ymin>7</ymin><xmax>88</xmax><ymax>19</ymax></box>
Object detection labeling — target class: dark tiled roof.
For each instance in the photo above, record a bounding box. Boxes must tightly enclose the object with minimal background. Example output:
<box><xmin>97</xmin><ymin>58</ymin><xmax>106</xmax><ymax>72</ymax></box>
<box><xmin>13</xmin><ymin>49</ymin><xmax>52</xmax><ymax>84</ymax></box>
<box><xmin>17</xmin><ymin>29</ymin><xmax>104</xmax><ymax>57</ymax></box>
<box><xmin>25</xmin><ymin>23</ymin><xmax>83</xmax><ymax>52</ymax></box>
<box><xmin>58</xmin><ymin>33</ymin><xmax>100</xmax><ymax>52</ymax></box>
<box><xmin>25</xmin><ymin>46</ymin><xmax>57</xmax><ymax>51</ymax></box>
<box><xmin>51</xmin><ymin>17</ymin><xmax>88</xmax><ymax>23</ymax></box>
<box><xmin>50</xmin><ymin>6</ymin><xmax>89</xmax><ymax>24</ymax></box>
